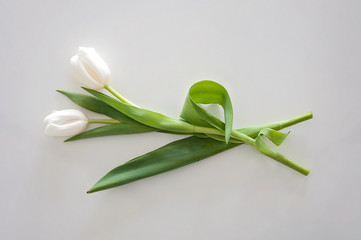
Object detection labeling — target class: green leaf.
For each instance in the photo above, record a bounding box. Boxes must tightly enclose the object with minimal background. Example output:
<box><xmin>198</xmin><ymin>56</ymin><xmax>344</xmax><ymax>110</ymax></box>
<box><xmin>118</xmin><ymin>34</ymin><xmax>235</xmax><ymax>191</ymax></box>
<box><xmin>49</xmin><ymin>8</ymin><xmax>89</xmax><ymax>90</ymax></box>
<box><xmin>65</xmin><ymin>123</ymin><xmax>155</xmax><ymax>142</ymax></box>
<box><xmin>258</xmin><ymin>128</ymin><xmax>290</xmax><ymax>146</ymax></box>
<box><xmin>83</xmin><ymin>87</ymin><xmax>197</xmax><ymax>133</ymax></box>
<box><xmin>57</xmin><ymin>90</ymin><xmax>135</xmax><ymax>122</ymax></box>
<box><xmin>87</xmin><ymin>113</ymin><xmax>313</xmax><ymax>193</ymax></box>
<box><xmin>87</xmin><ymin>136</ymin><xmax>239</xmax><ymax>193</ymax></box>
<box><xmin>180</xmin><ymin>80</ymin><xmax>233</xmax><ymax>143</ymax></box>
<box><xmin>255</xmin><ymin>128</ymin><xmax>309</xmax><ymax>175</ymax></box>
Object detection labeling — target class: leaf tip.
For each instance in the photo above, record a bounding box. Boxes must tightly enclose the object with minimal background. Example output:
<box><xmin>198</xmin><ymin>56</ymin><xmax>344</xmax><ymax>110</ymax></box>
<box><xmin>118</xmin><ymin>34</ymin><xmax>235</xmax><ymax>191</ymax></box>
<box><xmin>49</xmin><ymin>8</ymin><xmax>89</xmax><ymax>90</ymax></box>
<box><xmin>81</xmin><ymin>86</ymin><xmax>92</xmax><ymax>92</ymax></box>
<box><xmin>64</xmin><ymin>137</ymin><xmax>74</xmax><ymax>142</ymax></box>
<box><xmin>87</xmin><ymin>186</ymin><xmax>99</xmax><ymax>194</ymax></box>
<box><xmin>81</xmin><ymin>87</ymin><xmax>96</xmax><ymax>95</ymax></box>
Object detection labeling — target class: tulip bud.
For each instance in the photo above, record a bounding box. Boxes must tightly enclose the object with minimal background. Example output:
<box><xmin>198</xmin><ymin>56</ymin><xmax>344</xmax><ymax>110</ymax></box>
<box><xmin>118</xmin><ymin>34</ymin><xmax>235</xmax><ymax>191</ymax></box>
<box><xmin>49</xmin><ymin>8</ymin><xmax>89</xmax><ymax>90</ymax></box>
<box><xmin>70</xmin><ymin>47</ymin><xmax>111</xmax><ymax>90</ymax></box>
<box><xmin>43</xmin><ymin>109</ymin><xmax>88</xmax><ymax>136</ymax></box>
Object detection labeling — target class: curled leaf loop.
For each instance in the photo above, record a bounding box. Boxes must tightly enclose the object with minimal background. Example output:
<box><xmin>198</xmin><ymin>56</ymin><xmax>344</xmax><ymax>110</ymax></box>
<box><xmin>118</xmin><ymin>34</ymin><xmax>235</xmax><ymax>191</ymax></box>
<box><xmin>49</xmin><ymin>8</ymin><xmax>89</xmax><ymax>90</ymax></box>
<box><xmin>180</xmin><ymin>80</ymin><xmax>233</xmax><ymax>143</ymax></box>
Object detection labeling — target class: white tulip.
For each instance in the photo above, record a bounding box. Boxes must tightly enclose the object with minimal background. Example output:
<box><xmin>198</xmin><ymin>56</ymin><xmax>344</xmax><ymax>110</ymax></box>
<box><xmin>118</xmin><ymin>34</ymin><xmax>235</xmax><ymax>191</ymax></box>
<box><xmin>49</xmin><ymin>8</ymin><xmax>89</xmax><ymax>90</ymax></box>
<box><xmin>43</xmin><ymin>109</ymin><xmax>88</xmax><ymax>136</ymax></box>
<box><xmin>70</xmin><ymin>47</ymin><xmax>111</xmax><ymax>90</ymax></box>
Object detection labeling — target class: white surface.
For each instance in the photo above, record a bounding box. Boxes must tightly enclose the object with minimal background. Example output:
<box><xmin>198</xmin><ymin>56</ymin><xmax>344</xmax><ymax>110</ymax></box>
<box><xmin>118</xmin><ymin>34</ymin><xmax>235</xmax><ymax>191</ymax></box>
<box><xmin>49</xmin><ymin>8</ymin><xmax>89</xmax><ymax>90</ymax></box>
<box><xmin>1</xmin><ymin>0</ymin><xmax>360</xmax><ymax>239</ymax></box>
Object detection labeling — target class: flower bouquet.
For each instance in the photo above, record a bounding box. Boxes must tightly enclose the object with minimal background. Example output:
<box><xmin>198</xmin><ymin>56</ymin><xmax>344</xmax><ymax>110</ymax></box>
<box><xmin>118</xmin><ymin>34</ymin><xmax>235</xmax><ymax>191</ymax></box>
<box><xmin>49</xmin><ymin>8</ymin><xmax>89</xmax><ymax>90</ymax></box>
<box><xmin>44</xmin><ymin>47</ymin><xmax>313</xmax><ymax>193</ymax></box>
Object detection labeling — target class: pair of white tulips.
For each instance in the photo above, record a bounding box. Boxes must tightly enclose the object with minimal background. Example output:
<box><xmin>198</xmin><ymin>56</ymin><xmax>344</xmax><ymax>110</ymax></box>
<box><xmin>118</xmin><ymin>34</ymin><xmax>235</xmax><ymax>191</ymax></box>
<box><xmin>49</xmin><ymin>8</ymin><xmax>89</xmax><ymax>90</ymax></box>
<box><xmin>44</xmin><ymin>47</ymin><xmax>112</xmax><ymax>136</ymax></box>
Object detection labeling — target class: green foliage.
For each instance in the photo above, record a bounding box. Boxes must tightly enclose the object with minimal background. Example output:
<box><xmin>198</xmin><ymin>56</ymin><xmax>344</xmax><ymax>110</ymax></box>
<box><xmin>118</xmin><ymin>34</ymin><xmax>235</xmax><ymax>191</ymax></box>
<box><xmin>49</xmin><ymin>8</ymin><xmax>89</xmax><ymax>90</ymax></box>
<box><xmin>58</xmin><ymin>81</ymin><xmax>312</xmax><ymax>193</ymax></box>
<box><xmin>57</xmin><ymin>90</ymin><xmax>134</xmax><ymax>122</ymax></box>
<box><xmin>180</xmin><ymin>80</ymin><xmax>233</xmax><ymax>143</ymax></box>
<box><xmin>65</xmin><ymin>123</ymin><xmax>155</xmax><ymax>142</ymax></box>
<box><xmin>87</xmin><ymin>136</ymin><xmax>238</xmax><ymax>193</ymax></box>
<box><xmin>255</xmin><ymin>128</ymin><xmax>310</xmax><ymax>175</ymax></box>
<box><xmin>83</xmin><ymin>87</ymin><xmax>197</xmax><ymax>133</ymax></box>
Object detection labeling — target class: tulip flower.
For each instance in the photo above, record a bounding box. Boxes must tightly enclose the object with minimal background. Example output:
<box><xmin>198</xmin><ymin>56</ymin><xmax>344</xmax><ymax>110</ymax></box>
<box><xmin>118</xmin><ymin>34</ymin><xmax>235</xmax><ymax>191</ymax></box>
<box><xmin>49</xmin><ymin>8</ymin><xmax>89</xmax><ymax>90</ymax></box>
<box><xmin>70</xmin><ymin>47</ymin><xmax>137</xmax><ymax>106</ymax></box>
<box><xmin>70</xmin><ymin>47</ymin><xmax>111</xmax><ymax>90</ymax></box>
<box><xmin>43</xmin><ymin>109</ymin><xmax>88</xmax><ymax>136</ymax></box>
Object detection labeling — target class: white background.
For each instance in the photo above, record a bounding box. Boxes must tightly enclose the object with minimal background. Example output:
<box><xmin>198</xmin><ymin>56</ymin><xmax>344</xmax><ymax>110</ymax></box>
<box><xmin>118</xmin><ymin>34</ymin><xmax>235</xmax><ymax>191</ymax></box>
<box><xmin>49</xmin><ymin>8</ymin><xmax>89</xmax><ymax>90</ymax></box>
<box><xmin>1</xmin><ymin>0</ymin><xmax>360</xmax><ymax>239</ymax></box>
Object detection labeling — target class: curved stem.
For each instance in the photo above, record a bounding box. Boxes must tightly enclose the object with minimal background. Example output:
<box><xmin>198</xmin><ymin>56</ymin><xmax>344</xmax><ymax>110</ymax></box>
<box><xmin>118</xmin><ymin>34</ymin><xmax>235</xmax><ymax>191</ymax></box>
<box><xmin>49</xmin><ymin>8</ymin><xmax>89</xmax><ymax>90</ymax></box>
<box><xmin>104</xmin><ymin>84</ymin><xmax>138</xmax><ymax>107</ymax></box>
<box><xmin>88</xmin><ymin>119</ymin><xmax>121</xmax><ymax>124</ymax></box>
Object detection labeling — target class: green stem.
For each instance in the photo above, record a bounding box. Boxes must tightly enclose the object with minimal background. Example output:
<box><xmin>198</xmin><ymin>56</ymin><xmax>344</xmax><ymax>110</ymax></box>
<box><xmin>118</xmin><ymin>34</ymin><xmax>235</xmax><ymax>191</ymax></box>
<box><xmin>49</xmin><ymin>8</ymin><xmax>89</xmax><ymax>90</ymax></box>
<box><xmin>198</xmin><ymin>112</ymin><xmax>313</xmax><ymax>144</ymax></box>
<box><xmin>278</xmin><ymin>155</ymin><xmax>310</xmax><ymax>175</ymax></box>
<box><xmin>88</xmin><ymin>119</ymin><xmax>121</xmax><ymax>124</ymax></box>
<box><xmin>279</xmin><ymin>111</ymin><xmax>313</xmax><ymax>129</ymax></box>
<box><xmin>104</xmin><ymin>84</ymin><xmax>138</xmax><ymax>107</ymax></box>
<box><xmin>191</xmin><ymin>112</ymin><xmax>313</xmax><ymax>146</ymax></box>
<box><xmin>231</xmin><ymin>129</ymin><xmax>255</xmax><ymax>145</ymax></box>
<box><xmin>192</xmin><ymin>126</ymin><xmax>255</xmax><ymax>145</ymax></box>
<box><xmin>236</xmin><ymin>112</ymin><xmax>313</xmax><ymax>138</ymax></box>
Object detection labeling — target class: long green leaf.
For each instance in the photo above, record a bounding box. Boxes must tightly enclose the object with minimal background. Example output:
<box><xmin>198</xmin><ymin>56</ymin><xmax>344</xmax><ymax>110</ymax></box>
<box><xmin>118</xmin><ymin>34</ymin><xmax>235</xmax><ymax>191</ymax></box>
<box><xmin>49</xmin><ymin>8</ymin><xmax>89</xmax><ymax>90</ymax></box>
<box><xmin>83</xmin><ymin>87</ymin><xmax>197</xmax><ymax>133</ymax></box>
<box><xmin>87</xmin><ymin>136</ymin><xmax>239</xmax><ymax>193</ymax></box>
<box><xmin>57</xmin><ymin>90</ymin><xmax>135</xmax><ymax>122</ymax></box>
<box><xmin>180</xmin><ymin>80</ymin><xmax>233</xmax><ymax>143</ymax></box>
<box><xmin>65</xmin><ymin>123</ymin><xmax>155</xmax><ymax>142</ymax></box>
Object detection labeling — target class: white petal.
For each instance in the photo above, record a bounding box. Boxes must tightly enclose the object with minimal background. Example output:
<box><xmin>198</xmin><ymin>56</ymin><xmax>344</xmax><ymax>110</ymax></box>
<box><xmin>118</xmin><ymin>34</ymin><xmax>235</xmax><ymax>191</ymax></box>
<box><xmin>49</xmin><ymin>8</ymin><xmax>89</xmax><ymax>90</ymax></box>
<box><xmin>70</xmin><ymin>55</ymin><xmax>104</xmax><ymax>90</ymax></box>
<box><xmin>45</xmin><ymin>120</ymin><xmax>87</xmax><ymax>136</ymax></box>
<box><xmin>54</xmin><ymin>109</ymin><xmax>87</xmax><ymax>121</ymax></box>
<box><xmin>43</xmin><ymin>109</ymin><xmax>88</xmax><ymax>136</ymax></box>
<box><xmin>77</xmin><ymin>47</ymin><xmax>111</xmax><ymax>86</ymax></box>
<box><xmin>44</xmin><ymin>109</ymin><xmax>87</xmax><ymax>124</ymax></box>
